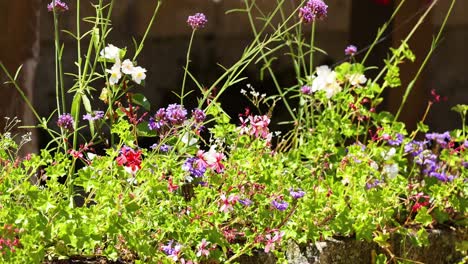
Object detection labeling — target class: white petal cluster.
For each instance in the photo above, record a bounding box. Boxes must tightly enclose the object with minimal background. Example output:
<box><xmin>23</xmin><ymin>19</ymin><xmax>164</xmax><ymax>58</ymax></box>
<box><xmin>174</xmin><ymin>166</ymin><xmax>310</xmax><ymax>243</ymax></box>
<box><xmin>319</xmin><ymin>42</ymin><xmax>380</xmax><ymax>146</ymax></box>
<box><xmin>347</xmin><ymin>73</ymin><xmax>367</xmax><ymax>86</ymax></box>
<box><xmin>105</xmin><ymin>61</ymin><xmax>122</xmax><ymax>85</ymax></box>
<box><xmin>100</xmin><ymin>44</ymin><xmax>121</xmax><ymax>61</ymax></box>
<box><xmin>101</xmin><ymin>45</ymin><xmax>147</xmax><ymax>86</ymax></box>
<box><xmin>311</xmin><ymin>65</ymin><xmax>342</xmax><ymax>98</ymax></box>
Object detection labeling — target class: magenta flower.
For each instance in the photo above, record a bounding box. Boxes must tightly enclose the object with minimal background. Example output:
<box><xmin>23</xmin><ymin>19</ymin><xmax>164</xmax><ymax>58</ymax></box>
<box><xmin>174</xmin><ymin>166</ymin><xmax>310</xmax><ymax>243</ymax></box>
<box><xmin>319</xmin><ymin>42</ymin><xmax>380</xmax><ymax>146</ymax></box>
<box><xmin>187</xmin><ymin>13</ymin><xmax>208</xmax><ymax>30</ymax></box>
<box><xmin>300</xmin><ymin>85</ymin><xmax>313</xmax><ymax>95</ymax></box>
<box><xmin>47</xmin><ymin>0</ymin><xmax>69</xmax><ymax>12</ymax></box>
<box><xmin>299</xmin><ymin>0</ymin><xmax>328</xmax><ymax>23</ymax></box>
<box><xmin>345</xmin><ymin>45</ymin><xmax>357</xmax><ymax>56</ymax></box>
<box><xmin>57</xmin><ymin>113</ymin><xmax>74</xmax><ymax>131</ymax></box>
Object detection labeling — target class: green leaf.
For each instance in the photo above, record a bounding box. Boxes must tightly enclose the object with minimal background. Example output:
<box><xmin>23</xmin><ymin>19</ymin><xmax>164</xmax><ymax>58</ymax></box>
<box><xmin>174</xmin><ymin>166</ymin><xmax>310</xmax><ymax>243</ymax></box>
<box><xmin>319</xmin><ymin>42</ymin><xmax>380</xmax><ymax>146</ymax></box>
<box><xmin>82</xmin><ymin>94</ymin><xmax>92</xmax><ymax>113</ymax></box>
<box><xmin>415</xmin><ymin>207</ymin><xmax>433</xmax><ymax>226</ymax></box>
<box><xmin>451</xmin><ymin>104</ymin><xmax>468</xmax><ymax>114</ymax></box>
<box><xmin>417</xmin><ymin>121</ymin><xmax>429</xmax><ymax>133</ymax></box>
<box><xmin>132</xmin><ymin>93</ymin><xmax>151</xmax><ymax>111</ymax></box>
<box><xmin>136</xmin><ymin>122</ymin><xmax>157</xmax><ymax>137</ymax></box>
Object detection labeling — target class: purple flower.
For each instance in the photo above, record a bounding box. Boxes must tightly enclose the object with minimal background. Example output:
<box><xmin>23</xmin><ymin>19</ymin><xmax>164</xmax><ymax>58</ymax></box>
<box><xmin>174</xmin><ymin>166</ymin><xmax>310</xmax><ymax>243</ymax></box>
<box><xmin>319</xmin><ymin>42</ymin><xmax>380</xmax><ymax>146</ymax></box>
<box><xmin>182</xmin><ymin>157</ymin><xmax>206</xmax><ymax>178</ymax></box>
<box><xmin>300</xmin><ymin>85</ymin><xmax>312</xmax><ymax>95</ymax></box>
<box><xmin>239</xmin><ymin>199</ymin><xmax>253</xmax><ymax>207</ymax></box>
<box><xmin>159</xmin><ymin>144</ymin><xmax>171</xmax><ymax>153</ymax></box>
<box><xmin>161</xmin><ymin>241</ymin><xmax>182</xmax><ymax>261</ymax></box>
<box><xmin>289</xmin><ymin>188</ymin><xmax>306</xmax><ymax>199</ymax></box>
<box><xmin>271</xmin><ymin>200</ymin><xmax>289</xmax><ymax>211</ymax></box>
<box><xmin>388</xmin><ymin>133</ymin><xmax>404</xmax><ymax>146</ymax></box>
<box><xmin>57</xmin><ymin>113</ymin><xmax>74</xmax><ymax>131</ymax></box>
<box><xmin>47</xmin><ymin>0</ymin><xmax>69</xmax><ymax>12</ymax></box>
<box><xmin>299</xmin><ymin>0</ymin><xmax>328</xmax><ymax>23</ymax></box>
<box><xmin>192</xmin><ymin>108</ymin><xmax>206</xmax><ymax>123</ymax></box>
<box><xmin>83</xmin><ymin>110</ymin><xmax>104</xmax><ymax>121</ymax></box>
<box><xmin>404</xmin><ymin>140</ymin><xmax>427</xmax><ymax>156</ymax></box>
<box><xmin>187</xmin><ymin>13</ymin><xmax>208</xmax><ymax>30</ymax></box>
<box><xmin>148</xmin><ymin>117</ymin><xmax>165</xmax><ymax>131</ymax></box>
<box><xmin>148</xmin><ymin>108</ymin><xmax>168</xmax><ymax>131</ymax></box>
<box><xmin>166</xmin><ymin>104</ymin><xmax>187</xmax><ymax>125</ymax></box>
<box><xmin>366</xmin><ymin>179</ymin><xmax>381</xmax><ymax>190</ymax></box>
<box><xmin>429</xmin><ymin>171</ymin><xmax>454</xmax><ymax>182</ymax></box>
<box><xmin>462</xmin><ymin>161</ymin><xmax>468</xmax><ymax>168</ymax></box>
<box><xmin>425</xmin><ymin>131</ymin><xmax>451</xmax><ymax>148</ymax></box>
<box><xmin>150</xmin><ymin>144</ymin><xmax>171</xmax><ymax>153</ymax></box>
<box><xmin>345</xmin><ymin>45</ymin><xmax>357</xmax><ymax>56</ymax></box>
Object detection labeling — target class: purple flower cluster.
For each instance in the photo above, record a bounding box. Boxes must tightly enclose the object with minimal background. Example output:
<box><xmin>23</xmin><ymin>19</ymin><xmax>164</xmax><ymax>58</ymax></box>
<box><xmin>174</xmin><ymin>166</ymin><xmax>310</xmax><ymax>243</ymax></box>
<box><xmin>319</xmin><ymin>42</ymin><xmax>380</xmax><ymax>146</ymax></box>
<box><xmin>182</xmin><ymin>157</ymin><xmax>206</xmax><ymax>178</ymax></box>
<box><xmin>345</xmin><ymin>45</ymin><xmax>357</xmax><ymax>56</ymax></box>
<box><xmin>388</xmin><ymin>133</ymin><xmax>404</xmax><ymax>146</ymax></box>
<box><xmin>148</xmin><ymin>104</ymin><xmax>187</xmax><ymax>132</ymax></box>
<box><xmin>187</xmin><ymin>13</ymin><xmax>208</xmax><ymax>30</ymax></box>
<box><xmin>289</xmin><ymin>188</ymin><xmax>306</xmax><ymax>199</ymax></box>
<box><xmin>47</xmin><ymin>0</ymin><xmax>69</xmax><ymax>12</ymax></box>
<box><xmin>425</xmin><ymin>131</ymin><xmax>451</xmax><ymax>148</ymax></box>
<box><xmin>404</xmin><ymin>140</ymin><xmax>427</xmax><ymax>156</ymax></box>
<box><xmin>299</xmin><ymin>0</ymin><xmax>328</xmax><ymax>23</ymax></box>
<box><xmin>271</xmin><ymin>200</ymin><xmax>289</xmax><ymax>211</ymax></box>
<box><xmin>192</xmin><ymin>108</ymin><xmax>206</xmax><ymax>123</ymax></box>
<box><xmin>166</xmin><ymin>104</ymin><xmax>188</xmax><ymax>125</ymax></box>
<box><xmin>405</xmin><ymin>139</ymin><xmax>456</xmax><ymax>182</ymax></box>
<box><xmin>83</xmin><ymin>110</ymin><xmax>104</xmax><ymax>121</ymax></box>
<box><xmin>57</xmin><ymin>113</ymin><xmax>74</xmax><ymax>131</ymax></box>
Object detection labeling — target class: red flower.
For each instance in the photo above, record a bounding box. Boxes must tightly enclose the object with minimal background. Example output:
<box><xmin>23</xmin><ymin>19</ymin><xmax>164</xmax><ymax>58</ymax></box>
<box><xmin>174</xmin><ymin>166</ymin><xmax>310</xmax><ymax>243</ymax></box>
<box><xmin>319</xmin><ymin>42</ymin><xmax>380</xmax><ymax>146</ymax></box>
<box><xmin>116</xmin><ymin>146</ymin><xmax>142</xmax><ymax>173</ymax></box>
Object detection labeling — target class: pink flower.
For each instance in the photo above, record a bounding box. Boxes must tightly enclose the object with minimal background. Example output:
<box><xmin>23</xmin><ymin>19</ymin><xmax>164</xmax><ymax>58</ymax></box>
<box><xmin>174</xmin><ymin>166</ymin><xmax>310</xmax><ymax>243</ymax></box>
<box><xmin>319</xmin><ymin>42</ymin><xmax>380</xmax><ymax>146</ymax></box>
<box><xmin>167</xmin><ymin>178</ymin><xmax>179</xmax><ymax>193</ymax></box>
<box><xmin>264</xmin><ymin>230</ymin><xmax>284</xmax><ymax>253</ymax></box>
<box><xmin>219</xmin><ymin>194</ymin><xmax>238</xmax><ymax>213</ymax></box>
<box><xmin>196</xmin><ymin>239</ymin><xmax>210</xmax><ymax>257</ymax></box>
<box><xmin>249</xmin><ymin>115</ymin><xmax>270</xmax><ymax>139</ymax></box>
<box><xmin>201</xmin><ymin>147</ymin><xmax>225</xmax><ymax>173</ymax></box>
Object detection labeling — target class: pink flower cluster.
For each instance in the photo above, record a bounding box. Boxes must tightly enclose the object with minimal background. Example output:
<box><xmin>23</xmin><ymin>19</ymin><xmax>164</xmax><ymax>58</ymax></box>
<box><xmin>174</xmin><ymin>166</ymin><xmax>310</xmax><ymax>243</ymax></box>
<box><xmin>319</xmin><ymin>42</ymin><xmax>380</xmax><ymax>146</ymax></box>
<box><xmin>196</xmin><ymin>147</ymin><xmax>225</xmax><ymax>173</ymax></box>
<box><xmin>239</xmin><ymin>113</ymin><xmax>272</xmax><ymax>141</ymax></box>
<box><xmin>0</xmin><ymin>224</ymin><xmax>21</xmax><ymax>255</ymax></box>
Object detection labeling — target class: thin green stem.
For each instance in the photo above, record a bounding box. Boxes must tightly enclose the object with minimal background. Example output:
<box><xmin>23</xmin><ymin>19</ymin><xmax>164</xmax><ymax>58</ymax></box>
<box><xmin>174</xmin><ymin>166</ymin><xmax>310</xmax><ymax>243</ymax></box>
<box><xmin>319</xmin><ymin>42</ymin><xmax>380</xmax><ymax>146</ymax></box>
<box><xmin>394</xmin><ymin>0</ymin><xmax>455</xmax><ymax>121</ymax></box>
<box><xmin>181</xmin><ymin>30</ymin><xmax>196</xmax><ymax>105</ymax></box>
<box><xmin>309</xmin><ymin>21</ymin><xmax>315</xmax><ymax>78</ymax></box>
<box><xmin>133</xmin><ymin>1</ymin><xmax>162</xmax><ymax>61</ymax></box>
<box><xmin>362</xmin><ymin>0</ymin><xmax>407</xmax><ymax>65</ymax></box>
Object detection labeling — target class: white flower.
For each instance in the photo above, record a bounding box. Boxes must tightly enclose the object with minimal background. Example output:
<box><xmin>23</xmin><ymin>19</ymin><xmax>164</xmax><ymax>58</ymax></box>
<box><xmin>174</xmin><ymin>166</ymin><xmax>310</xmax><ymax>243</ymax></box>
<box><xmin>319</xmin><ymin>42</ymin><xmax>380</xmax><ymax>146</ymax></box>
<box><xmin>370</xmin><ymin>160</ymin><xmax>379</xmax><ymax>171</ymax></box>
<box><xmin>311</xmin><ymin>65</ymin><xmax>342</xmax><ymax>98</ymax></box>
<box><xmin>105</xmin><ymin>61</ymin><xmax>122</xmax><ymax>85</ymax></box>
<box><xmin>383</xmin><ymin>163</ymin><xmax>399</xmax><ymax>179</ymax></box>
<box><xmin>131</xmin><ymin>66</ymin><xmax>147</xmax><ymax>84</ymax></box>
<box><xmin>181</xmin><ymin>132</ymin><xmax>198</xmax><ymax>146</ymax></box>
<box><xmin>347</xmin><ymin>73</ymin><xmax>367</xmax><ymax>86</ymax></box>
<box><xmin>121</xmin><ymin>59</ymin><xmax>135</xmax><ymax>75</ymax></box>
<box><xmin>381</xmin><ymin>147</ymin><xmax>396</xmax><ymax>161</ymax></box>
<box><xmin>100</xmin><ymin>44</ymin><xmax>121</xmax><ymax>61</ymax></box>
